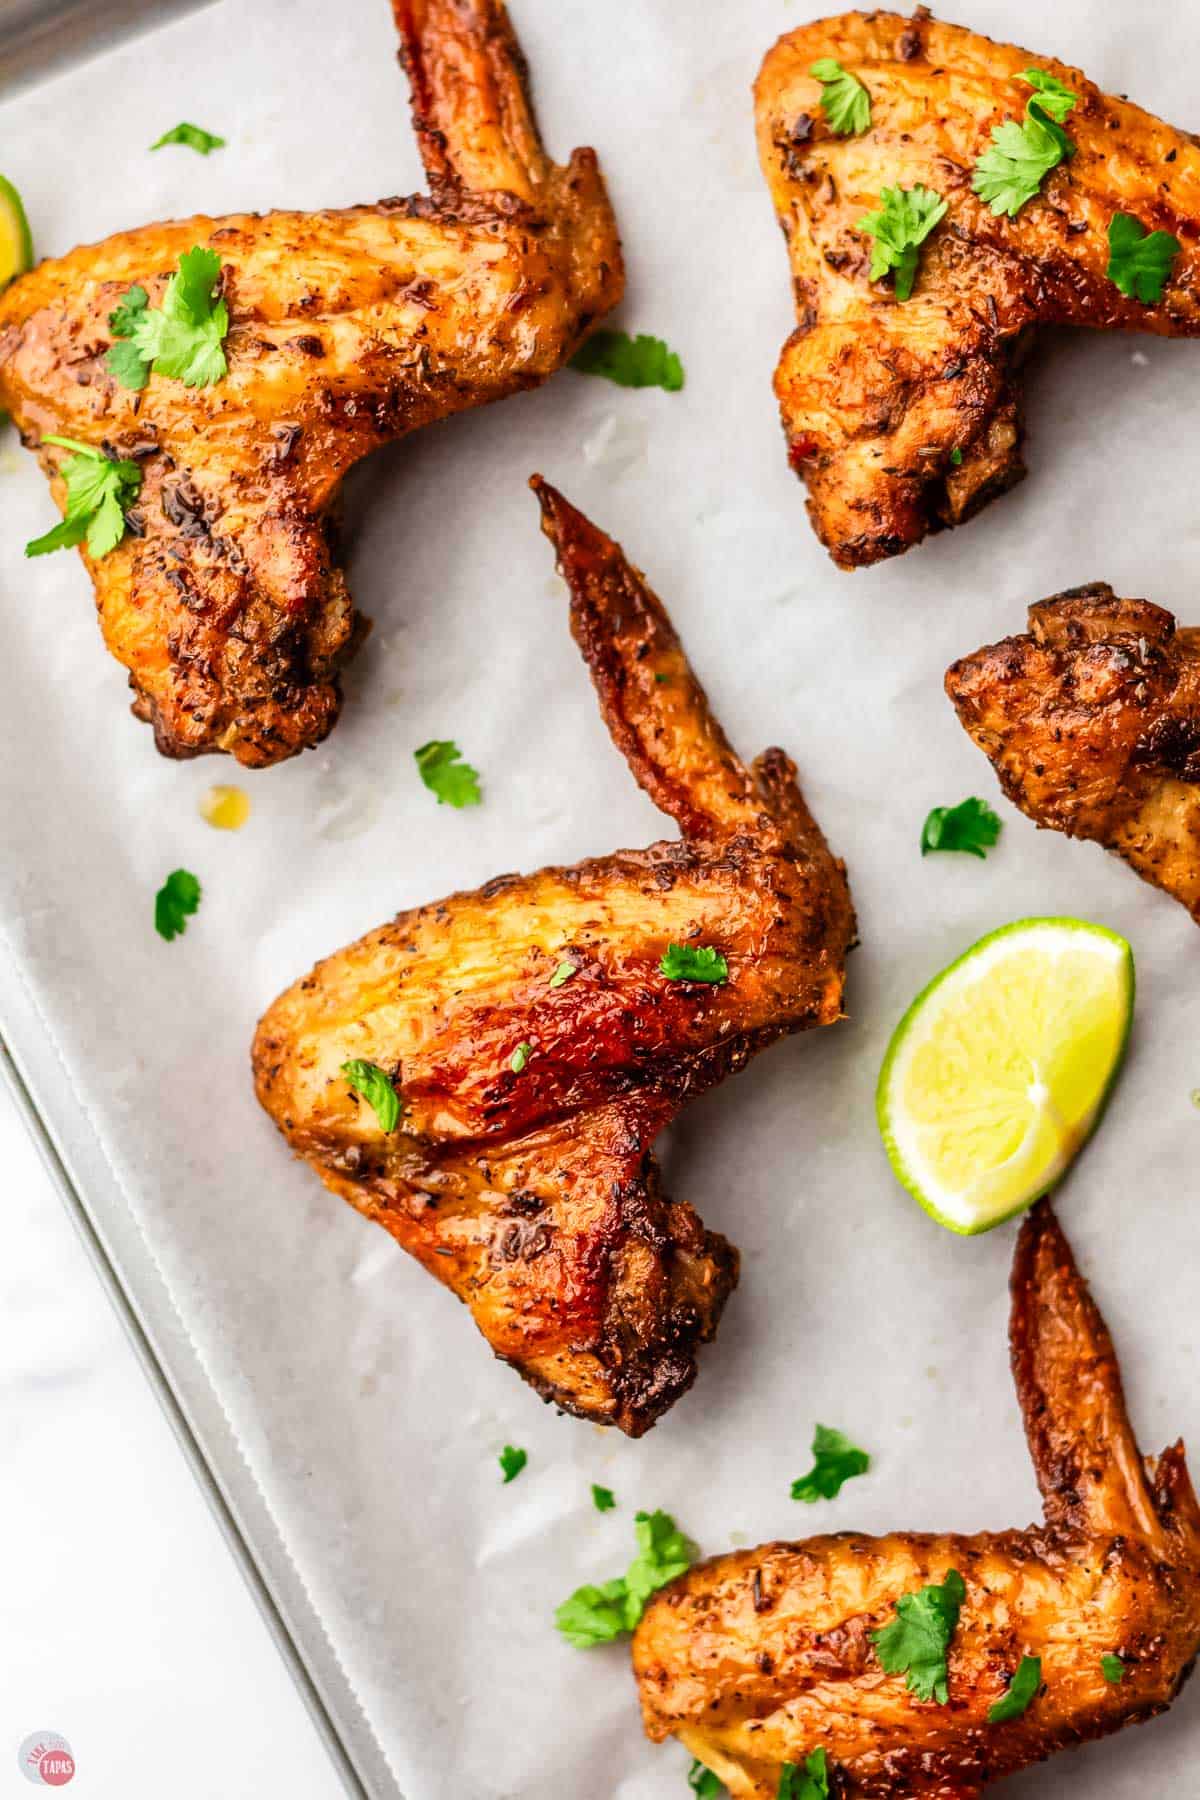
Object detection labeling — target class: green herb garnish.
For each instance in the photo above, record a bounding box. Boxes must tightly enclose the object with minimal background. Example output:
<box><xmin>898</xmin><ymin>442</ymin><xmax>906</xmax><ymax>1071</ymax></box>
<box><xmin>150</xmin><ymin>122</ymin><xmax>226</xmax><ymax>155</ymax></box>
<box><xmin>988</xmin><ymin>1654</ymin><xmax>1042</xmax><ymax>1723</ymax></box>
<box><xmin>972</xmin><ymin>69</ymin><xmax>1077</xmax><ymax>217</ymax></box>
<box><xmin>870</xmin><ymin>1569</ymin><xmax>966</xmax><ymax>1704</ymax></box>
<box><xmin>660</xmin><ymin>944</ymin><xmax>729</xmax><ymax>984</ymax></box>
<box><xmin>1101</xmin><ymin>1653</ymin><xmax>1125</xmax><ymax>1684</ymax></box>
<box><xmin>858</xmin><ymin>185</ymin><xmax>948</xmax><ymax>301</ymax></box>
<box><xmin>107</xmin><ymin>245</ymin><xmax>229</xmax><ymax>390</ymax></box>
<box><xmin>340</xmin><ymin>1059</ymin><xmax>403</xmax><ymax>1133</ymax></box>
<box><xmin>571</xmin><ymin>330</ymin><xmax>684</xmax><ymax>392</ymax></box>
<box><xmin>949</xmin><ymin>447</ymin><xmax>963</xmax><ymax>466</ymax></box>
<box><xmin>920</xmin><ymin>796</ymin><xmax>1002</xmax><ymax>859</ymax></box>
<box><xmin>499</xmin><ymin>1445</ymin><xmax>527</xmax><ymax>1484</ymax></box>
<box><xmin>549</xmin><ymin>960</ymin><xmax>577</xmax><ymax>989</ymax></box>
<box><xmin>810</xmin><ymin>59</ymin><xmax>871</xmax><ymax>136</ymax></box>
<box><xmin>154</xmin><ymin>868</ymin><xmax>201</xmax><ymax>942</ymax></box>
<box><xmin>25</xmin><ymin>435</ymin><xmax>142</xmax><ymax>559</ymax></box>
<box><xmin>414</xmin><ymin>739</ymin><xmax>481</xmax><ymax>808</ymax></box>
<box><xmin>778</xmin><ymin>1750</ymin><xmax>829</xmax><ymax>1799</ymax></box>
<box><xmin>554</xmin><ymin>1509</ymin><xmax>696</xmax><ymax>1647</ymax></box>
<box><xmin>790</xmin><ymin>1424</ymin><xmax>870</xmax><ymax>1503</ymax></box>
<box><xmin>510</xmin><ymin>1042</ymin><xmax>532</xmax><ymax>1074</ymax></box>
<box><xmin>591</xmin><ymin>1484</ymin><xmax>616</xmax><ymax>1512</ymax></box>
<box><xmin>1106</xmin><ymin>212</ymin><xmax>1181</xmax><ymax>304</ymax></box>
<box><xmin>687</xmin><ymin>1762</ymin><xmax>724</xmax><ymax>1798</ymax></box>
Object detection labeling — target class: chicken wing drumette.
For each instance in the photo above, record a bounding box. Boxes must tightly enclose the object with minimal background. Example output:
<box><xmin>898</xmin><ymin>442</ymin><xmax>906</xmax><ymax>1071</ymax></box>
<box><xmin>0</xmin><ymin>0</ymin><xmax>622</xmax><ymax>765</ymax></box>
<box><xmin>946</xmin><ymin>585</ymin><xmax>1200</xmax><ymax>924</ymax></box>
<box><xmin>634</xmin><ymin>1202</ymin><xmax>1200</xmax><ymax>1794</ymax></box>
<box><xmin>252</xmin><ymin>483</ymin><xmax>854</xmax><ymax>1435</ymax></box>
<box><xmin>755</xmin><ymin>10</ymin><xmax>1200</xmax><ymax>568</ymax></box>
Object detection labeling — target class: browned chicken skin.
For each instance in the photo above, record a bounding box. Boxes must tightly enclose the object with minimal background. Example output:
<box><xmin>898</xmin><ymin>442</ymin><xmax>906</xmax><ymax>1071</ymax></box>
<box><xmin>755</xmin><ymin>10</ymin><xmax>1200</xmax><ymax>568</ymax></box>
<box><xmin>634</xmin><ymin>1203</ymin><xmax>1200</xmax><ymax>1795</ymax></box>
<box><xmin>947</xmin><ymin>585</ymin><xmax>1200</xmax><ymax>923</ymax></box>
<box><xmin>252</xmin><ymin>484</ymin><xmax>854</xmax><ymax>1434</ymax></box>
<box><xmin>0</xmin><ymin>0</ymin><xmax>622</xmax><ymax>766</ymax></box>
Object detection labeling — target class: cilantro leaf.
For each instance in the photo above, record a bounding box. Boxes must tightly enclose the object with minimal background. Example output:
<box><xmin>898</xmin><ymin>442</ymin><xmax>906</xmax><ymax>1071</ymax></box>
<box><xmin>107</xmin><ymin>246</ymin><xmax>229</xmax><ymax>390</ymax></box>
<box><xmin>510</xmin><ymin>1041</ymin><xmax>532</xmax><ymax>1074</ymax></box>
<box><xmin>858</xmin><ymin>184</ymin><xmax>947</xmax><ymax>301</ymax></box>
<box><xmin>660</xmin><ymin>944</ymin><xmax>729</xmax><ymax>984</ymax></box>
<box><xmin>988</xmin><ymin>1654</ymin><xmax>1042</xmax><ymax>1723</ymax></box>
<box><xmin>25</xmin><ymin>435</ymin><xmax>142</xmax><ymax>559</ymax></box>
<box><xmin>150</xmin><ymin>122</ymin><xmax>226</xmax><ymax>156</ymax></box>
<box><xmin>870</xmin><ymin>1569</ymin><xmax>966</xmax><ymax>1704</ymax></box>
<box><xmin>499</xmin><ymin>1444</ymin><xmax>527</xmax><ymax>1483</ymax></box>
<box><xmin>688</xmin><ymin>1762</ymin><xmax>724</xmax><ymax>1798</ymax></box>
<box><xmin>571</xmin><ymin>330</ymin><xmax>684</xmax><ymax>392</ymax></box>
<box><xmin>554</xmin><ymin>1508</ymin><xmax>697</xmax><ymax>1647</ymax></box>
<box><xmin>154</xmin><ymin>868</ymin><xmax>201</xmax><ymax>941</ymax></box>
<box><xmin>778</xmin><ymin>1751</ymin><xmax>829</xmax><ymax>1799</ymax></box>
<box><xmin>591</xmin><ymin>1484</ymin><xmax>616</xmax><ymax>1512</ymax></box>
<box><xmin>109</xmin><ymin>284</ymin><xmax>149</xmax><ymax>337</ymax></box>
<box><xmin>949</xmin><ymin>446</ymin><xmax>963</xmax><ymax>466</ymax></box>
<box><xmin>972</xmin><ymin>71</ymin><xmax>1077</xmax><ymax>217</ymax></box>
<box><xmin>549</xmin><ymin>960</ymin><xmax>577</xmax><ymax>989</ymax></box>
<box><xmin>810</xmin><ymin>58</ymin><xmax>871</xmax><ymax>136</ymax></box>
<box><xmin>1101</xmin><ymin>1653</ymin><xmax>1125</xmax><ymax>1684</ymax></box>
<box><xmin>105</xmin><ymin>338</ymin><xmax>152</xmax><ymax>390</ymax></box>
<box><xmin>790</xmin><ymin>1424</ymin><xmax>870</xmax><ymax>1503</ymax></box>
<box><xmin>414</xmin><ymin>739</ymin><xmax>481</xmax><ymax>808</ymax></box>
<box><xmin>920</xmin><ymin>796</ymin><xmax>1002</xmax><ymax>859</ymax></box>
<box><xmin>1107</xmin><ymin>211</ymin><xmax>1181</xmax><ymax>304</ymax></box>
<box><xmin>340</xmin><ymin>1059</ymin><xmax>403</xmax><ymax>1132</ymax></box>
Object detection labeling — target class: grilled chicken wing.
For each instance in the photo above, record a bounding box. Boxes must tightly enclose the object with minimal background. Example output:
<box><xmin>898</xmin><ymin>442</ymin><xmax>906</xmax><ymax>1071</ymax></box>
<box><xmin>252</xmin><ymin>483</ymin><xmax>854</xmax><ymax>1434</ymax></box>
<box><xmin>0</xmin><ymin>0</ymin><xmax>622</xmax><ymax>766</ymax></box>
<box><xmin>634</xmin><ymin>1202</ymin><xmax>1200</xmax><ymax>1794</ymax></box>
<box><xmin>755</xmin><ymin>9</ymin><xmax>1200</xmax><ymax>568</ymax></box>
<box><xmin>946</xmin><ymin>585</ymin><xmax>1200</xmax><ymax>923</ymax></box>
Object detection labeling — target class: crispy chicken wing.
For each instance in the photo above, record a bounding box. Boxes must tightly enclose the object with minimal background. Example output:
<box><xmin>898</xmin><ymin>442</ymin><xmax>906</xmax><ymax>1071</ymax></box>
<box><xmin>755</xmin><ymin>10</ymin><xmax>1200</xmax><ymax>568</ymax></box>
<box><xmin>634</xmin><ymin>1202</ymin><xmax>1200</xmax><ymax>1794</ymax></box>
<box><xmin>946</xmin><ymin>584</ymin><xmax>1200</xmax><ymax>923</ymax></box>
<box><xmin>252</xmin><ymin>483</ymin><xmax>854</xmax><ymax>1434</ymax></box>
<box><xmin>0</xmin><ymin>0</ymin><xmax>622</xmax><ymax>766</ymax></box>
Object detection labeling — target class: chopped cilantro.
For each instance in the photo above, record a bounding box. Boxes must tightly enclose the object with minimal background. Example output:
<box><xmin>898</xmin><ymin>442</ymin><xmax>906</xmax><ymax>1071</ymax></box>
<box><xmin>920</xmin><ymin>796</ymin><xmax>1002</xmax><ymax>859</ymax></box>
<box><xmin>1101</xmin><ymin>1653</ymin><xmax>1125</xmax><ymax>1684</ymax></box>
<box><xmin>858</xmin><ymin>184</ymin><xmax>948</xmax><ymax>301</ymax></box>
<box><xmin>988</xmin><ymin>1654</ymin><xmax>1042</xmax><ymax>1723</ymax></box>
<box><xmin>555</xmin><ymin>1509</ymin><xmax>696</xmax><ymax>1647</ymax></box>
<box><xmin>340</xmin><ymin>1059</ymin><xmax>403</xmax><ymax>1132</ymax></box>
<box><xmin>150</xmin><ymin>122</ymin><xmax>226</xmax><ymax>155</ymax></box>
<box><xmin>778</xmin><ymin>1750</ymin><xmax>829</xmax><ymax>1799</ymax></box>
<box><xmin>499</xmin><ymin>1444</ymin><xmax>527</xmax><ymax>1483</ymax></box>
<box><xmin>790</xmin><ymin>1424</ymin><xmax>870</xmax><ymax>1503</ymax></box>
<box><xmin>414</xmin><ymin>739</ymin><xmax>481</xmax><ymax>808</ymax></box>
<box><xmin>107</xmin><ymin>245</ymin><xmax>229</xmax><ymax>390</ymax></box>
<box><xmin>591</xmin><ymin>1484</ymin><xmax>616</xmax><ymax>1512</ymax></box>
<box><xmin>571</xmin><ymin>330</ymin><xmax>684</xmax><ymax>392</ymax></box>
<box><xmin>972</xmin><ymin>69</ymin><xmax>1077</xmax><ymax>217</ymax></box>
<box><xmin>687</xmin><ymin>1762</ymin><xmax>724</xmax><ymax>1798</ymax></box>
<box><xmin>870</xmin><ymin>1569</ymin><xmax>966</xmax><ymax>1704</ymax></box>
<box><xmin>1106</xmin><ymin>212</ymin><xmax>1181</xmax><ymax>303</ymax></box>
<box><xmin>660</xmin><ymin>944</ymin><xmax>729</xmax><ymax>984</ymax></box>
<box><xmin>549</xmin><ymin>960</ymin><xmax>577</xmax><ymax>989</ymax></box>
<box><xmin>510</xmin><ymin>1042</ymin><xmax>532</xmax><ymax>1074</ymax></box>
<box><xmin>949</xmin><ymin>446</ymin><xmax>963</xmax><ymax>466</ymax></box>
<box><xmin>154</xmin><ymin>868</ymin><xmax>201</xmax><ymax>942</ymax></box>
<box><xmin>810</xmin><ymin>58</ymin><xmax>871</xmax><ymax>136</ymax></box>
<box><xmin>25</xmin><ymin>434</ymin><xmax>142</xmax><ymax>559</ymax></box>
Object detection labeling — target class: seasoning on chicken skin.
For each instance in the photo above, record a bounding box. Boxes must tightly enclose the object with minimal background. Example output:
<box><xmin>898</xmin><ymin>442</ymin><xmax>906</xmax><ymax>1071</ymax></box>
<box><xmin>634</xmin><ymin>1201</ymin><xmax>1200</xmax><ymax>1794</ymax></box>
<box><xmin>946</xmin><ymin>584</ymin><xmax>1200</xmax><ymax>923</ymax></box>
<box><xmin>755</xmin><ymin>9</ymin><xmax>1200</xmax><ymax>568</ymax></box>
<box><xmin>252</xmin><ymin>482</ymin><xmax>854</xmax><ymax>1435</ymax></box>
<box><xmin>0</xmin><ymin>0</ymin><xmax>623</xmax><ymax>765</ymax></box>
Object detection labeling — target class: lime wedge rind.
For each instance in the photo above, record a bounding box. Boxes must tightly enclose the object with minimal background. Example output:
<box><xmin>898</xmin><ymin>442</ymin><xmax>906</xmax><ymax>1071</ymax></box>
<box><xmin>0</xmin><ymin>174</ymin><xmax>34</xmax><ymax>290</ymax></box>
<box><xmin>877</xmin><ymin>918</ymin><xmax>1135</xmax><ymax>1235</ymax></box>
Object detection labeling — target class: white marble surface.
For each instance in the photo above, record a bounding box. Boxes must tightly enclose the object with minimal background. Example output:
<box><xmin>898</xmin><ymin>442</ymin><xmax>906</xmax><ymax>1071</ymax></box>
<box><xmin>0</xmin><ymin>1077</ymin><xmax>346</xmax><ymax>1799</ymax></box>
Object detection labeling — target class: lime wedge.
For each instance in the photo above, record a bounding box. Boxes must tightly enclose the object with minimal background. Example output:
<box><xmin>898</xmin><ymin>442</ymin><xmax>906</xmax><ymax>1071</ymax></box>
<box><xmin>0</xmin><ymin>175</ymin><xmax>33</xmax><ymax>290</ymax></box>
<box><xmin>877</xmin><ymin>918</ymin><xmax>1134</xmax><ymax>1234</ymax></box>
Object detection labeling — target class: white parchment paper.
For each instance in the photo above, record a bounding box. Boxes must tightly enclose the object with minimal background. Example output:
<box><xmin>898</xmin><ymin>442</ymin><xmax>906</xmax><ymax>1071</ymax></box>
<box><xmin>3</xmin><ymin>3</ymin><xmax>1200</xmax><ymax>1794</ymax></box>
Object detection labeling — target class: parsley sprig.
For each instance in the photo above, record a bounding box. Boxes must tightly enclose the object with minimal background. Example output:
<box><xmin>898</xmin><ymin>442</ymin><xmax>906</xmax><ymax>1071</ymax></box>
<box><xmin>790</xmin><ymin>1424</ymin><xmax>870</xmax><ymax>1502</ymax></box>
<box><xmin>25</xmin><ymin>435</ymin><xmax>142</xmax><ymax>559</ymax></box>
<box><xmin>1107</xmin><ymin>212</ymin><xmax>1181</xmax><ymax>303</ymax></box>
<box><xmin>107</xmin><ymin>246</ymin><xmax>229</xmax><ymax>390</ymax></box>
<box><xmin>972</xmin><ymin>69</ymin><xmax>1077</xmax><ymax>218</ymax></box>
<box><xmin>859</xmin><ymin>185</ymin><xmax>948</xmax><ymax>301</ymax></box>
<box><xmin>660</xmin><ymin>944</ymin><xmax>729</xmax><ymax>984</ymax></box>
<box><xmin>870</xmin><ymin>1569</ymin><xmax>966</xmax><ymax>1703</ymax></box>
<box><xmin>920</xmin><ymin>796</ymin><xmax>1002</xmax><ymax>859</ymax></box>
<box><xmin>414</xmin><ymin>739</ymin><xmax>481</xmax><ymax>808</ymax></box>
<box><xmin>554</xmin><ymin>1509</ymin><xmax>696</xmax><ymax>1647</ymax></box>
<box><xmin>340</xmin><ymin>1060</ymin><xmax>403</xmax><ymax>1133</ymax></box>
<box><xmin>571</xmin><ymin>330</ymin><xmax>684</xmax><ymax>392</ymax></box>
<box><xmin>810</xmin><ymin>59</ymin><xmax>871</xmax><ymax>136</ymax></box>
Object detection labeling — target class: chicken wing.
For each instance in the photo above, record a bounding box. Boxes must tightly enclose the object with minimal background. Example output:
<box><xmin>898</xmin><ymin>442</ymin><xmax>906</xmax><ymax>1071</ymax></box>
<box><xmin>0</xmin><ymin>0</ymin><xmax>622</xmax><ymax>766</ymax></box>
<box><xmin>755</xmin><ymin>10</ymin><xmax>1200</xmax><ymax>568</ymax></box>
<box><xmin>252</xmin><ymin>483</ymin><xmax>854</xmax><ymax>1434</ymax></box>
<box><xmin>634</xmin><ymin>1201</ymin><xmax>1200</xmax><ymax>1794</ymax></box>
<box><xmin>946</xmin><ymin>584</ymin><xmax>1200</xmax><ymax>923</ymax></box>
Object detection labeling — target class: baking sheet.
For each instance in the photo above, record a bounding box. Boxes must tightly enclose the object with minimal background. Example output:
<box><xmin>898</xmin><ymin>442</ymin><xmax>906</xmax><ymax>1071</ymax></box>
<box><xmin>3</xmin><ymin>1</ymin><xmax>1200</xmax><ymax>1794</ymax></box>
